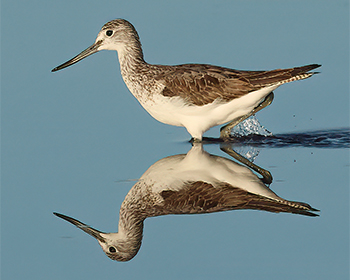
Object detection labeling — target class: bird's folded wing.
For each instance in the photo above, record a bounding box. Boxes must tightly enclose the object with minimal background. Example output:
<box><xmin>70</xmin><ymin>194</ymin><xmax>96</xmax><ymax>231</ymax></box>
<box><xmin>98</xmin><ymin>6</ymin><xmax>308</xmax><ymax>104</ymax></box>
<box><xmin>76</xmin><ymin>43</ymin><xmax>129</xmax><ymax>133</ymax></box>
<box><xmin>155</xmin><ymin>64</ymin><xmax>321</xmax><ymax>106</ymax></box>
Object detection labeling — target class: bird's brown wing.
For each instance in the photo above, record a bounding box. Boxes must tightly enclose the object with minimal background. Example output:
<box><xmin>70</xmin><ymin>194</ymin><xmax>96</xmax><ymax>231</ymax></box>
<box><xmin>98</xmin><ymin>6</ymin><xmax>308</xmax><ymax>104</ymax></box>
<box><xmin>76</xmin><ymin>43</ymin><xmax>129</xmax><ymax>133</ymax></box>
<box><xmin>155</xmin><ymin>64</ymin><xmax>321</xmax><ymax>106</ymax></box>
<box><xmin>159</xmin><ymin>181</ymin><xmax>318</xmax><ymax>217</ymax></box>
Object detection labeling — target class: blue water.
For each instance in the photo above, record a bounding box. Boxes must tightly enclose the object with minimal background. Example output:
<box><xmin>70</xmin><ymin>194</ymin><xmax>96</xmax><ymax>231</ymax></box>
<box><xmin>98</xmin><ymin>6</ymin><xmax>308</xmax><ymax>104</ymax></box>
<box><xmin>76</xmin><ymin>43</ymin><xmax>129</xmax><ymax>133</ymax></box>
<box><xmin>2</xmin><ymin>1</ymin><xmax>349</xmax><ymax>280</ymax></box>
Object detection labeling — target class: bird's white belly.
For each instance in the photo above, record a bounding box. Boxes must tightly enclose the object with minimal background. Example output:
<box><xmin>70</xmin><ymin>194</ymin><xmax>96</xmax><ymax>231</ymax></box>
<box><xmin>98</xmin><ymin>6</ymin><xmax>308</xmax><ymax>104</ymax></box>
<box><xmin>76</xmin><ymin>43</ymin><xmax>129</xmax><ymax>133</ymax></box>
<box><xmin>141</xmin><ymin>145</ymin><xmax>280</xmax><ymax>201</ymax></box>
<box><xmin>139</xmin><ymin>85</ymin><xmax>278</xmax><ymax>139</ymax></box>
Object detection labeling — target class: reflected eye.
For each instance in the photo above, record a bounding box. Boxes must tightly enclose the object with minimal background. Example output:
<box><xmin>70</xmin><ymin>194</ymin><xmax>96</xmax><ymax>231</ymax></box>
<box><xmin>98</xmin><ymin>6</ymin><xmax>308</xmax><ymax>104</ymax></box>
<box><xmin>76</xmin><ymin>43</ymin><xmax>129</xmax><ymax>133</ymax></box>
<box><xmin>109</xmin><ymin>246</ymin><xmax>116</xmax><ymax>253</ymax></box>
<box><xmin>106</xmin><ymin>30</ymin><xmax>113</xmax><ymax>36</ymax></box>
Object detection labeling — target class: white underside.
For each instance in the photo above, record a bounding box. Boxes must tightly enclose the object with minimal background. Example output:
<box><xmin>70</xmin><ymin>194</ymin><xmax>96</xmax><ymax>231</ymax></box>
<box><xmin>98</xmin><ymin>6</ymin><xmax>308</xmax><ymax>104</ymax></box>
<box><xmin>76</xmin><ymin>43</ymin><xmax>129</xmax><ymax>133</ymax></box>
<box><xmin>138</xmin><ymin>144</ymin><xmax>281</xmax><ymax>201</ymax></box>
<box><xmin>140</xmin><ymin>85</ymin><xmax>279</xmax><ymax>140</ymax></box>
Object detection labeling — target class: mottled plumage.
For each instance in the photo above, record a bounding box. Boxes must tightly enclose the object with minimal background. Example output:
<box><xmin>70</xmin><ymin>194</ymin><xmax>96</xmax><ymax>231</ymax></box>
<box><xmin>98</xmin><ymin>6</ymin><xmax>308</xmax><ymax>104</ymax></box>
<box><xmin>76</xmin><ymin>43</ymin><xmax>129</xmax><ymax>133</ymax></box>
<box><xmin>52</xmin><ymin>19</ymin><xmax>321</xmax><ymax>140</ymax></box>
<box><xmin>156</xmin><ymin>64</ymin><xmax>319</xmax><ymax>106</ymax></box>
<box><xmin>160</xmin><ymin>181</ymin><xmax>317</xmax><ymax>216</ymax></box>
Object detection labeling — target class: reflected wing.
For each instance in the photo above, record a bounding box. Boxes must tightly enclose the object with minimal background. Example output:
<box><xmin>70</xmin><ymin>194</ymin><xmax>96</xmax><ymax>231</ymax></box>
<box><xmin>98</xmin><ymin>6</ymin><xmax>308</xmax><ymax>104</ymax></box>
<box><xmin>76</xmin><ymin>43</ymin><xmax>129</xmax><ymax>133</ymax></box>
<box><xmin>160</xmin><ymin>181</ymin><xmax>318</xmax><ymax>217</ymax></box>
<box><xmin>155</xmin><ymin>64</ymin><xmax>321</xmax><ymax>106</ymax></box>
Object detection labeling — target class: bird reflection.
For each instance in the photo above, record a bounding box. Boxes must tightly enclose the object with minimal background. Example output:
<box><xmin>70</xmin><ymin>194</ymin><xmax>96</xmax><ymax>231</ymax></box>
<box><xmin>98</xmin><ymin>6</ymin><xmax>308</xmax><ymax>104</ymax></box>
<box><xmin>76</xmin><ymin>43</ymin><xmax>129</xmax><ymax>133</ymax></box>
<box><xmin>54</xmin><ymin>144</ymin><xmax>318</xmax><ymax>261</ymax></box>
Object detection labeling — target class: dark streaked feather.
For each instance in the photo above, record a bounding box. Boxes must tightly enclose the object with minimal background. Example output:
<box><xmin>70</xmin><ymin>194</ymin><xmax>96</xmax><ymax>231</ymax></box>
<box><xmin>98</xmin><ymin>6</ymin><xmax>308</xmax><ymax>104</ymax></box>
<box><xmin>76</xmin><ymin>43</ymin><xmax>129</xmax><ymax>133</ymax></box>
<box><xmin>159</xmin><ymin>181</ymin><xmax>319</xmax><ymax>217</ymax></box>
<box><xmin>155</xmin><ymin>64</ymin><xmax>321</xmax><ymax>106</ymax></box>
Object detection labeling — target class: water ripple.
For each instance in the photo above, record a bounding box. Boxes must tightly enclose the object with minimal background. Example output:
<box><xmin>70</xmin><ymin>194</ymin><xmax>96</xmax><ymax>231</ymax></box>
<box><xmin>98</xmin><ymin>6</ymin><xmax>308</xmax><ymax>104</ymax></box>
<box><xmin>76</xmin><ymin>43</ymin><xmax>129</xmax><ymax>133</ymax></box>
<box><xmin>230</xmin><ymin>128</ymin><xmax>350</xmax><ymax>148</ymax></box>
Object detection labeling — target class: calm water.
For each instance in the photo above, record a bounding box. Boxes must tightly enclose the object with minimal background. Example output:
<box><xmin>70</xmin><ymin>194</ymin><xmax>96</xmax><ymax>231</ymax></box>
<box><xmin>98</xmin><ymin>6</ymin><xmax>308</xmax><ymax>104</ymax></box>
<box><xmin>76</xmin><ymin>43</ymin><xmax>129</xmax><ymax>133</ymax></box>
<box><xmin>2</xmin><ymin>1</ymin><xmax>349</xmax><ymax>280</ymax></box>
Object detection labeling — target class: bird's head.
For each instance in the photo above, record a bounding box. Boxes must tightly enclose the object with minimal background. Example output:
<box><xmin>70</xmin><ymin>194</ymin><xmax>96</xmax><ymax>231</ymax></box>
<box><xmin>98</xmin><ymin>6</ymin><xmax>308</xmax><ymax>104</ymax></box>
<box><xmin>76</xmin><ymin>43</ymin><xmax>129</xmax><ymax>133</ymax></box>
<box><xmin>54</xmin><ymin>212</ymin><xmax>140</xmax><ymax>261</ymax></box>
<box><xmin>51</xmin><ymin>19</ymin><xmax>141</xmax><ymax>72</ymax></box>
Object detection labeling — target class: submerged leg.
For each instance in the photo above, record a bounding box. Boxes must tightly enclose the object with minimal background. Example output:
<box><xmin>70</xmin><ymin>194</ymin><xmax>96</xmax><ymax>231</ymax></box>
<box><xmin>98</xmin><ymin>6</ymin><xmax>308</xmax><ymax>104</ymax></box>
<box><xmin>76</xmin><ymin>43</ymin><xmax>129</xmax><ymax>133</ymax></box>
<box><xmin>220</xmin><ymin>145</ymin><xmax>273</xmax><ymax>185</ymax></box>
<box><xmin>220</xmin><ymin>92</ymin><xmax>275</xmax><ymax>140</ymax></box>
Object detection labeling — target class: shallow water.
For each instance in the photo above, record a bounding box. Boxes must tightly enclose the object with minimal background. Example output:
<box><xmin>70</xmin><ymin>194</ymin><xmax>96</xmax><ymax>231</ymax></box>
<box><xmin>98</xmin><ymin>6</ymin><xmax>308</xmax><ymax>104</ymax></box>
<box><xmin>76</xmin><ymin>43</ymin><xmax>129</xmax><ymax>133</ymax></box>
<box><xmin>2</xmin><ymin>1</ymin><xmax>349</xmax><ymax>280</ymax></box>
<box><xmin>3</xmin><ymin>124</ymin><xmax>349</xmax><ymax>280</ymax></box>
<box><xmin>48</xmin><ymin>135</ymin><xmax>348</xmax><ymax>279</ymax></box>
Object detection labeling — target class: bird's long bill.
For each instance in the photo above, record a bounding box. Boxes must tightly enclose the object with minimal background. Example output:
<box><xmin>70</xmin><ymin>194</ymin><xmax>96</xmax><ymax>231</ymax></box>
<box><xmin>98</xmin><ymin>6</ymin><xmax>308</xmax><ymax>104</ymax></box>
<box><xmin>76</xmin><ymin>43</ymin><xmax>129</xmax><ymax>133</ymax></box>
<box><xmin>51</xmin><ymin>40</ymin><xmax>102</xmax><ymax>72</ymax></box>
<box><xmin>53</xmin><ymin>212</ymin><xmax>105</xmax><ymax>242</ymax></box>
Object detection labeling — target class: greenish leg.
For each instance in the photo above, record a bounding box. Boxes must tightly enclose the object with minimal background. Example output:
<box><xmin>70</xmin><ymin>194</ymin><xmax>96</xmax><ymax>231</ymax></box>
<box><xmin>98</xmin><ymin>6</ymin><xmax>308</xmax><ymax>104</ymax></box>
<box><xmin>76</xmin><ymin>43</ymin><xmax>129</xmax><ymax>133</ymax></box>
<box><xmin>220</xmin><ymin>145</ymin><xmax>273</xmax><ymax>185</ymax></box>
<box><xmin>220</xmin><ymin>92</ymin><xmax>275</xmax><ymax>140</ymax></box>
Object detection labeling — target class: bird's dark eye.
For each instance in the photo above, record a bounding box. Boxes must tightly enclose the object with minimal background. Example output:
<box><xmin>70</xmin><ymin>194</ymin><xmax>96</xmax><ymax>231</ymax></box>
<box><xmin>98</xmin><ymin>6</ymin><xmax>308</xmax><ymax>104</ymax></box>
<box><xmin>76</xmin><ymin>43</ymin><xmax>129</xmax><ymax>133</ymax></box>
<box><xmin>109</xmin><ymin>246</ymin><xmax>116</xmax><ymax>253</ymax></box>
<box><xmin>106</xmin><ymin>30</ymin><xmax>113</xmax><ymax>36</ymax></box>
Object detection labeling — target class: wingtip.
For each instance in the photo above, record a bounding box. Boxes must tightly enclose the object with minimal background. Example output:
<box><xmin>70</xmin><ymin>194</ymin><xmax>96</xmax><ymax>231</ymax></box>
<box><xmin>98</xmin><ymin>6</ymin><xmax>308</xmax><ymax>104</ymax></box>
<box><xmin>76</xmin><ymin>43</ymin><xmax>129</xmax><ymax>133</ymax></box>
<box><xmin>305</xmin><ymin>205</ymin><xmax>320</xmax><ymax>217</ymax></box>
<box><xmin>307</xmin><ymin>64</ymin><xmax>322</xmax><ymax>71</ymax></box>
<box><xmin>298</xmin><ymin>64</ymin><xmax>322</xmax><ymax>76</ymax></box>
<box><xmin>315</xmin><ymin>64</ymin><xmax>322</xmax><ymax>71</ymax></box>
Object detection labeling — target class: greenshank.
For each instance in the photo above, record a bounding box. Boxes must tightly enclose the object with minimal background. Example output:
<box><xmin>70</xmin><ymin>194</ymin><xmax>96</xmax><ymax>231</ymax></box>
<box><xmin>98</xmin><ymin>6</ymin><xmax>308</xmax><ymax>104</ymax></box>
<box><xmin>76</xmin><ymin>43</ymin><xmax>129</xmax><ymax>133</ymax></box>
<box><xmin>52</xmin><ymin>19</ymin><xmax>321</xmax><ymax>141</ymax></box>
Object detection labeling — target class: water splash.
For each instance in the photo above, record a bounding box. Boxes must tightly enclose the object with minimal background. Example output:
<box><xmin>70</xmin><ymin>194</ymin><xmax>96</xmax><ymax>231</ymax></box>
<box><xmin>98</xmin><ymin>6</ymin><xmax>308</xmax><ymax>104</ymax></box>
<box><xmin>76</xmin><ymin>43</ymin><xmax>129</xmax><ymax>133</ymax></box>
<box><xmin>231</xmin><ymin>115</ymin><xmax>272</xmax><ymax>137</ymax></box>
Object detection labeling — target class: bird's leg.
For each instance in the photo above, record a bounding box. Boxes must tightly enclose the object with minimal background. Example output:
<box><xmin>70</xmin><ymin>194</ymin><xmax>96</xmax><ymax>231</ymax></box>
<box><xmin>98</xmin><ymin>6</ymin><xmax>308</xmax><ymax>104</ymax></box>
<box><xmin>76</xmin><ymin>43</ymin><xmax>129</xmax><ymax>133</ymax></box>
<box><xmin>220</xmin><ymin>92</ymin><xmax>275</xmax><ymax>140</ymax></box>
<box><xmin>220</xmin><ymin>145</ymin><xmax>273</xmax><ymax>185</ymax></box>
<box><xmin>190</xmin><ymin>137</ymin><xmax>202</xmax><ymax>143</ymax></box>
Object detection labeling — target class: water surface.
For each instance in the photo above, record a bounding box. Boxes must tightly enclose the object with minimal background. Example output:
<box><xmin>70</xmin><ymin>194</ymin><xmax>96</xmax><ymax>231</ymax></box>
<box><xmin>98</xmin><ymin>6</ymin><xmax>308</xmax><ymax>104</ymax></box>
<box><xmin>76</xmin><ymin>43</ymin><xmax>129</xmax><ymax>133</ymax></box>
<box><xmin>2</xmin><ymin>1</ymin><xmax>349</xmax><ymax>279</ymax></box>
